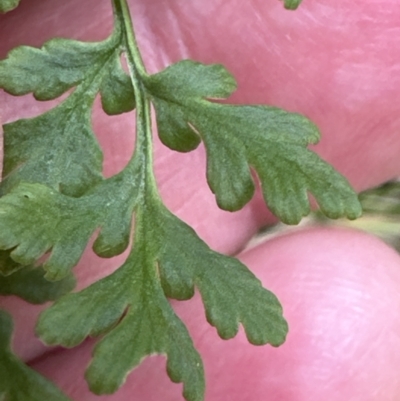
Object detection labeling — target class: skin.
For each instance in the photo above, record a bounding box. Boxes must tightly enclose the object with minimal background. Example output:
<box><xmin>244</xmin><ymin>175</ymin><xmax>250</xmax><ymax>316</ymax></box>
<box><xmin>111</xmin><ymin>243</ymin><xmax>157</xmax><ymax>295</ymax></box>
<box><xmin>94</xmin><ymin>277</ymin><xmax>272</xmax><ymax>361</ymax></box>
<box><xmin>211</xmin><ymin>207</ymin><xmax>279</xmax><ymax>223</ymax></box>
<box><xmin>1</xmin><ymin>0</ymin><xmax>400</xmax><ymax>399</ymax></box>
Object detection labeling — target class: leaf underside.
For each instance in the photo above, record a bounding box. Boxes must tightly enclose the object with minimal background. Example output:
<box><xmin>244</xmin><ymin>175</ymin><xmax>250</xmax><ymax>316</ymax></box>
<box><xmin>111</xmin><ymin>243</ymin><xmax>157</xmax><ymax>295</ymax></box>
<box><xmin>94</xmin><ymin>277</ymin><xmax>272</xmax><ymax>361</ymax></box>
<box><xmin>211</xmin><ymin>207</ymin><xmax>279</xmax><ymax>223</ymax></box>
<box><xmin>0</xmin><ymin>2</ymin><xmax>360</xmax><ymax>401</ymax></box>
<box><xmin>37</xmin><ymin>201</ymin><xmax>287</xmax><ymax>401</ymax></box>
<box><xmin>0</xmin><ymin>168</ymin><xmax>139</xmax><ymax>280</ymax></box>
<box><xmin>145</xmin><ymin>60</ymin><xmax>362</xmax><ymax>224</ymax></box>
<box><xmin>0</xmin><ymin>23</ymin><xmax>139</xmax><ymax>279</ymax></box>
<box><xmin>0</xmin><ymin>29</ymin><xmax>135</xmax><ymax>198</ymax></box>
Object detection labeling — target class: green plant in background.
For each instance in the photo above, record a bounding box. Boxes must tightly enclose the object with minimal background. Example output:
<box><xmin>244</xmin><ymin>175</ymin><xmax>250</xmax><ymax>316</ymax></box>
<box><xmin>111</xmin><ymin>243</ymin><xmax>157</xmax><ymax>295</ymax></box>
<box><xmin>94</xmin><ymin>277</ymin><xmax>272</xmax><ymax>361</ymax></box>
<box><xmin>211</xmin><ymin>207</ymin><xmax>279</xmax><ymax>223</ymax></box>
<box><xmin>0</xmin><ymin>0</ymin><xmax>362</xmax><ymax>400</ymax></box>
<box><xmin>312</xmin><ymin>180</ymin><xmax>400</xmax><ymax>252</ymax></box>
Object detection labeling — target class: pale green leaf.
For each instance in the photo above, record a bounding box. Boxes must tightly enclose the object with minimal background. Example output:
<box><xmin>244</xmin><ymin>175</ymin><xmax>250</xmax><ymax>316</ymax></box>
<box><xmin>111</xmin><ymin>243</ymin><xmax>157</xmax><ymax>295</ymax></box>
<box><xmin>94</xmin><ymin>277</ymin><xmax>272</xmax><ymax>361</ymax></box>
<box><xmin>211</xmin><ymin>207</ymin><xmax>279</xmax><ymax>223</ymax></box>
<box><xmin>151</xmin><ymin>205</ymin><xmax>288</xmax><ymax>345</ymax></box>
<box><xmin>37</xmin><ymin>199</ymin><xmax>287</xmax><ymax>401</ymax></box>
<box><xmin>0</xmin><ymin>163</ymin><xmax>140</xmax><ymax>280</ymax></box>
<box><xmin>99</xmin><ymin>56</ymin><xmax>135</xmax><ymax>115</ymax></box>
<box><xmin>144</xmin><ymin>60</ymin><xmax>235</xmax><ymax>152</ymax></box>
<box><xmin>37</xmin><ymin>246</ymin><xmax>205</xmax><ymax>401</ymax></box>
<box><xmin>145</xmin><ymin>60</ymin><xmax>362</xmax><ymax>224</ymax></box>
<box><xmin>145</xmin><ymin>60</ymin><xmax>237</xmax><ymax>101</ymax></box>
<box><xmin>0</xmin><ymin>24</ymin><xmax>135</xmax><ymax>197</ymax></box>
<box><xmin>1</xmin><ymin>94</ymin><xmax>103</xmax><ymax>197</ymax></box>
<box><xmin>0</xmin><ymin>2</ymin><xmax>357</xmax><ymax>401</ymax></box>
<box><xmin>0</xmin><ymin>35</ymin><xmax>119</xmax><ymax>101</ymax></box>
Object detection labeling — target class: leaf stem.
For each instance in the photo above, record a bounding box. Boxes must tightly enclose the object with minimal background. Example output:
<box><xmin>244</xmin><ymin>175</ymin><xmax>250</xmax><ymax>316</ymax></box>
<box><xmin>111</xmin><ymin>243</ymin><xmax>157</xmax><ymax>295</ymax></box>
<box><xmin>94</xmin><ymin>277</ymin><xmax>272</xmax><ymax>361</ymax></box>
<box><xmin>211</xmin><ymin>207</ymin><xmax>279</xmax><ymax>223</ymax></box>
<box><xmin>112</xmin><ymin>0</ymin><xmax>157</xmax><ymax>196</ymax></box>
<box><xmin>112</xmin><ymin>0</ymin><xmax>146</xmax><ymax>76</ymax></box>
